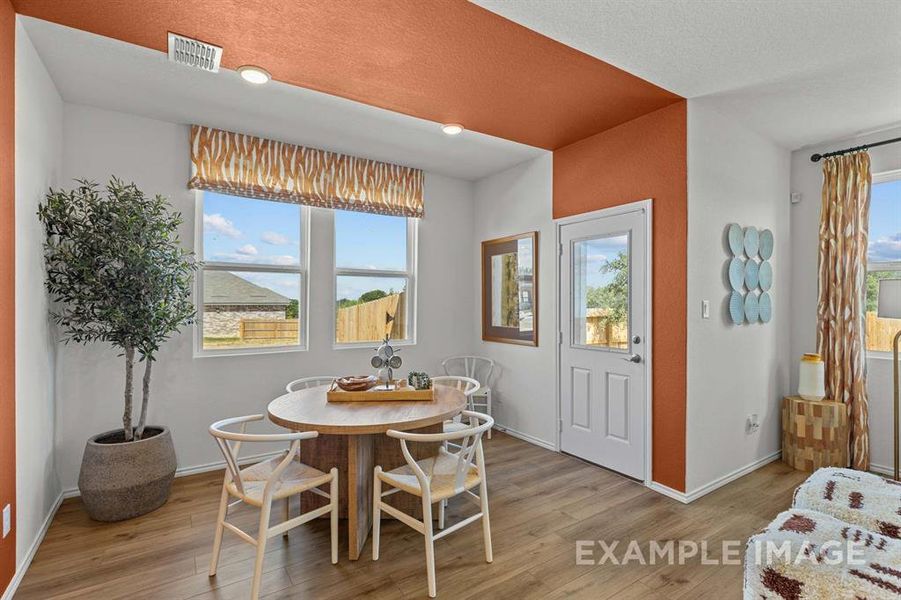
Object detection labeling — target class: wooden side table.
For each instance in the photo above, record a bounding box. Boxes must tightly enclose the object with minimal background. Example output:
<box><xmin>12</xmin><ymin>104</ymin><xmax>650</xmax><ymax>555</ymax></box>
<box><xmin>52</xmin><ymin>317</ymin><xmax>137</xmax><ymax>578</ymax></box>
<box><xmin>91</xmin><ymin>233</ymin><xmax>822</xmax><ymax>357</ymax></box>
<box><xmin>782</xmin><ymin>395</ymin><xmax>849</xmax><ymax>472</ymax></box>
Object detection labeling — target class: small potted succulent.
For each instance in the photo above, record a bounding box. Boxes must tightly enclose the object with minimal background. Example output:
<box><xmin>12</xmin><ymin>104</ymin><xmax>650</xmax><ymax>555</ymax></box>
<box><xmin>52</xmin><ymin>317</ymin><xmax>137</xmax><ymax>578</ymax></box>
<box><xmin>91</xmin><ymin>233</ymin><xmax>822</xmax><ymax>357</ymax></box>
<box><xmin>39</xmin><ymin>178</ymin><xmax>198</xmax><ymax>521</ymax></box>
<box><xmin>407</xmin><ymin>371</ymin><xmax>432</xmax><ymax>390</ymax></box>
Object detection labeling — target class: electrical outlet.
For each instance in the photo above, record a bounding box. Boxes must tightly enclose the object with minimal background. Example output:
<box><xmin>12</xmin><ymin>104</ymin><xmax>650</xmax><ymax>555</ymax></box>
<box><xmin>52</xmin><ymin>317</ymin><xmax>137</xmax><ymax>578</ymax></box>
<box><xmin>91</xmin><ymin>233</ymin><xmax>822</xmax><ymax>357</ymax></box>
<box><xmin>2</xmin><ymin>504</ymin><xmax>10</xmax><ymax>538</ymax></box>
<box><xmin>746</xmin><ymin>414</ymin><xmax>760</xmax><ymax>434</ymax></box>
<box><xmin>701</xmin><ymin>300</ymin><xmax>710</xmax><ymax>319</ymax></box>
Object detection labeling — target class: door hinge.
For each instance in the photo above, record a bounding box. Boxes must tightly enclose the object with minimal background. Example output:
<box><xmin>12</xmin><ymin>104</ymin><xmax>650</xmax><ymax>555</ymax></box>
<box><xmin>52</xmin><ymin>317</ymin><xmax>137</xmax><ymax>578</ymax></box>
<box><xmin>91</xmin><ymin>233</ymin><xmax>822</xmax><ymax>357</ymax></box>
<box><xmin>559</xmin><ymin>331</ymin><xmax>563</xmax><ymax>344</ymax></box>
<box><xmin>559</xmin><ymin>243</ymin><xmax>563</xmax><ymax>256</ymax></box>
<box><xmin>559</xmin><ymin>419</ymin><xmax>563</xmax><ymax>433</ymax></box>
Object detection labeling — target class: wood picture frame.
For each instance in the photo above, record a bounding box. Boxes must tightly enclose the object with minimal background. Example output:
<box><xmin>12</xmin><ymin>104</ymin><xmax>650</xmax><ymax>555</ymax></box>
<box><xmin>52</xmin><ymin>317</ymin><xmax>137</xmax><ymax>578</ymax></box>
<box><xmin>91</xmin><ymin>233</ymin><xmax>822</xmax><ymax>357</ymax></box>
<box><xmin>481</xmin><ymin>231</ymin><xmax>538</xmax><ymax>346</ymax></box>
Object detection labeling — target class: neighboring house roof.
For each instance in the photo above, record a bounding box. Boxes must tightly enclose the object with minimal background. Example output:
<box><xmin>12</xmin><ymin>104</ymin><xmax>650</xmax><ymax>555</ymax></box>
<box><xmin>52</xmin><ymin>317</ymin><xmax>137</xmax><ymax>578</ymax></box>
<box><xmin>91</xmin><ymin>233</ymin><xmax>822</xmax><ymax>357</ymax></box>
<box><xmin>204</xmin><ymin>271</ymin><xmax>291</xmax><ymax>306</ymax></box>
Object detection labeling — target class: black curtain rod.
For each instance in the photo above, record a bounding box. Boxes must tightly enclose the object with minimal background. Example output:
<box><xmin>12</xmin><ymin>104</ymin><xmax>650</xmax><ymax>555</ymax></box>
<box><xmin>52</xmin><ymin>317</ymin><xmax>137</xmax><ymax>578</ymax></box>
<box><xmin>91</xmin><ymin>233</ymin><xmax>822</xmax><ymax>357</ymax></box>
<box><xmin>810</xmin><ymin>136</ymin><xmax>901</xmax><ymax>162</ymax></box>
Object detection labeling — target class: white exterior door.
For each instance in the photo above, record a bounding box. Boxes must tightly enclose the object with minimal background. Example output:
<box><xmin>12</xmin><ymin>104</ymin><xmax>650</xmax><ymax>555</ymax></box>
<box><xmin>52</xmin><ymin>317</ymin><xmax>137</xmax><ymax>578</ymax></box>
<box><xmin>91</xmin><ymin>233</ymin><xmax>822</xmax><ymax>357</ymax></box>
<box><xmin>559</xmin><ymin>204</ymin><xmax>649</xmax><ymax>480</ymax></box>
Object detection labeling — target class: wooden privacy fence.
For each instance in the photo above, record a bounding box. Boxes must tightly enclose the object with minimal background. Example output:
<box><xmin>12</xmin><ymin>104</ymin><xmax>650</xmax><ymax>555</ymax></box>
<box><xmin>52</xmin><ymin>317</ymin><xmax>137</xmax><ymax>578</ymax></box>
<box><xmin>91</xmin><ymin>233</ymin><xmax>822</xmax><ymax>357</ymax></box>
<box><xmin>336</xmin><ymin>292</ymin><xmax>406</xmax><ymax>343</ymax></box>
<box><xmin>866</xmin><ymin>311</ymin><xmax>901</xmax><ymax>353</ymax></box>
<box><xmin>585</xmin><ymin>308</ymin><xmax>628</xmax><ymax>349</ymax></box>
<box><xmin>240</xmin><ymin>319</ymin><xmax>299</xmax><ymax>342</ymax></box>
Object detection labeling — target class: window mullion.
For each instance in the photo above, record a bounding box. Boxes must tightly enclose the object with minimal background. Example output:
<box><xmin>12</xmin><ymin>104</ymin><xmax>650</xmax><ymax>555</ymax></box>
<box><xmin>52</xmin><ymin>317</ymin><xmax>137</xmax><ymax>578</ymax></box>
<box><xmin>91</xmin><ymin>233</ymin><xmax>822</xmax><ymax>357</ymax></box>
<box><xmin>204</xmin><ymin>261</ymin><xmax>303</xmax><ymax>274</ymax></box>
<box><xmin>335</xmin><ymin>268</ymin><xmax>409</xmax><ymax>278</ymax></box>
<box><xmin>869</xmin><ymin>261</ymin><xmax>901</xmax><ymax>272</ymax></box>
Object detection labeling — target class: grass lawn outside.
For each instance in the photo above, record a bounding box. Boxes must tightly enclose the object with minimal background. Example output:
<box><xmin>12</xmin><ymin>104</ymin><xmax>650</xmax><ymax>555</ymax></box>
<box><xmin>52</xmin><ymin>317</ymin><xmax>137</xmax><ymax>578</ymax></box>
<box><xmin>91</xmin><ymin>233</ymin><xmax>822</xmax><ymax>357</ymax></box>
<box><xmin>203</xmin><ymin>336</ymin><xmax>299</xmax><ymax>349</ymax></box>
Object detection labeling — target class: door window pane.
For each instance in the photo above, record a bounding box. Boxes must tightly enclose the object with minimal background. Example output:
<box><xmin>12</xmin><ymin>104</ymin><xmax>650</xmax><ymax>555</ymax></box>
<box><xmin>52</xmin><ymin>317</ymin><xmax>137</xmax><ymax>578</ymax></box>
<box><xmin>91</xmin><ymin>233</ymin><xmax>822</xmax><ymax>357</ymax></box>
<box><xmin>202</xmin><ymin>270</ymin><xmax>301</xmax><ymax>350</ymax></box>
<box><xmin>335</xmin><ymin>210</ymin><xmax>407</xmax><ymax>271</ymax></box>
<box><xmin>336</xmin><ymin>276</ymin><xmax>407</xmax><ymax>343</ymax></box>
<box><xmin>572</xmin><ymin>234</ymin><xmax>630</xmax><ymax>349</ymax></box>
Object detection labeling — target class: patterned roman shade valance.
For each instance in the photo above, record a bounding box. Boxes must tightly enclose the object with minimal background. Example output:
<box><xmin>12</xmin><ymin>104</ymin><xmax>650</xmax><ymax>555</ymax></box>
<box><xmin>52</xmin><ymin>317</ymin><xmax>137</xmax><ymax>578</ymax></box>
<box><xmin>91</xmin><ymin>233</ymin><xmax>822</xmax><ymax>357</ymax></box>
<box><xmin>188</xmin><ymin>125</ymin><xmax>424</xmax><ymax>218</ymax></box>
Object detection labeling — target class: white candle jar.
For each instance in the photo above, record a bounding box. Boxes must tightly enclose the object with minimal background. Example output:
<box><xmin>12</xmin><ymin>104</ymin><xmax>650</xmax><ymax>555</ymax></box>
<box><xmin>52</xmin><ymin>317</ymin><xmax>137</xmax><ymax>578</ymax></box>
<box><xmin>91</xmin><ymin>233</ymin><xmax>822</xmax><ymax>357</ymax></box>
<box><xmin>798</xmin><ymin>353</ymin><xmax>826</xmax><ymax>401</ymax></box>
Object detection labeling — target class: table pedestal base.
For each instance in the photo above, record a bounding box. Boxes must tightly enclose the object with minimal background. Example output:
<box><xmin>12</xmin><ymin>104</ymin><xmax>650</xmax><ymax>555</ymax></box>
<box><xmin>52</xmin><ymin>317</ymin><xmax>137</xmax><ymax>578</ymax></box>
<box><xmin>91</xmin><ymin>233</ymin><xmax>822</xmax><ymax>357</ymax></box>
<box><xmin>299</xmin><ymin>425</ymin><xmax>441</xmax><ymax>560</ymax></box>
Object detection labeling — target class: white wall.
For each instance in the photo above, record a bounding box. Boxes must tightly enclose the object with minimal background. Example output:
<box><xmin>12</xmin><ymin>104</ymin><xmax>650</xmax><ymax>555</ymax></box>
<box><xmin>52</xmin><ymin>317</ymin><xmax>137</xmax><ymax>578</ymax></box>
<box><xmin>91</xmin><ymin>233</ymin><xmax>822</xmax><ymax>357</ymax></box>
<box><xmin>14</xmin><ymin>18</ymin><xmax>62</xmax><ymax>564</ymax></box>
<box><xmin>471</xmin><ymin>154</ymin><xmax>556</xmax><ymax>448</ymax></box>
<box><xmin>790</xmin><ymin>125</ymin><xmax>901</xmax><ymax>474</ymax></box>
<box><xmin>685</xmin><ymin>98</ymin><xmax>791</xmax><ymax>493</ymax></box>
<box><xmin>55</xmin><ymin>104</ymin><xmax>476</xmax><ymax>491</ymax></box>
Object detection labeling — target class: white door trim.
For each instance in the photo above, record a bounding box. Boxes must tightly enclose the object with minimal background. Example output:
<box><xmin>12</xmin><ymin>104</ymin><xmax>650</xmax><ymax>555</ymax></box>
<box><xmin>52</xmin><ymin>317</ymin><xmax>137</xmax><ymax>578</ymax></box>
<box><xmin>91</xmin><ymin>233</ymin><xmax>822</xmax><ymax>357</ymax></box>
<box><xmin>554</xmin><ymin>199</ymin><xmax>653</xmax><ymax>486</ymax></box>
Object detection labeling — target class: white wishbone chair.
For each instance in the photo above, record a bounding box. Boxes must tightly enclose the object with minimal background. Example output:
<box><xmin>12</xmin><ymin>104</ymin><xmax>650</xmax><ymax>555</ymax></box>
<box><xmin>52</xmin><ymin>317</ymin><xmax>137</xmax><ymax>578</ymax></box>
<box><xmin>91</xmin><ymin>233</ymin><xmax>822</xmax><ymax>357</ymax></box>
<box><xmin>285</xmin><ymin>375</ymin><xmax>339</xmax><ymax>394</ymax></box>
<box><xmin>372</xmin><ymin>411</ymin><xmax>494</xmax><ymax>598</ymax></box>
<box><xmin>432</xmin><ymin>375</ymin><xmax>480</xmax><ymax>435</ymax></box>
<box><xmin>431</xmin><ymin>376</ymin><xmax>481</xmax><ymax>530</ymax></box>
<box><xmin>208</xmin><ymin>415</ymin><xmax>338</xmax><ymax>600</ymax></box>
<box><xmin>441</xmin><ymin>356</ymin><xmax>495</xmax><ymax>438</ymax></box>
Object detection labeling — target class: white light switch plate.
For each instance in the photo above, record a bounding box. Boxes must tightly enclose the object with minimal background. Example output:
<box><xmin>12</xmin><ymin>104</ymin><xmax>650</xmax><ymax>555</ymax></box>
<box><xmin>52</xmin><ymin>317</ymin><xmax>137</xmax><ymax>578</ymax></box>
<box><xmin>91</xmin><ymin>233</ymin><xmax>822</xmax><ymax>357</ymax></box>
<box><xmin>2</xmin><ymin>504</ymin><xmax>10</xmax><ymax>538</ymax></box>
<box><xmin>701</xmin><ymin>300</ymin><xmax>710</xmax><ymax>319</ymax></box>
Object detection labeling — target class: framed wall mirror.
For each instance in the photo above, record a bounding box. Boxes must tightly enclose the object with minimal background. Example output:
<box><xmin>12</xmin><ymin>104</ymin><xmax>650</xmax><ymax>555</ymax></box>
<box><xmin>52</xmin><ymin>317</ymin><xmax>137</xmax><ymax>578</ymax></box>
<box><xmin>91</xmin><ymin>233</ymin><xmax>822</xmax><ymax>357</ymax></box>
<box><xmin>481</xmin><ymin>231</ymin><xmax>538</xmax><ymax>346</ymax></box>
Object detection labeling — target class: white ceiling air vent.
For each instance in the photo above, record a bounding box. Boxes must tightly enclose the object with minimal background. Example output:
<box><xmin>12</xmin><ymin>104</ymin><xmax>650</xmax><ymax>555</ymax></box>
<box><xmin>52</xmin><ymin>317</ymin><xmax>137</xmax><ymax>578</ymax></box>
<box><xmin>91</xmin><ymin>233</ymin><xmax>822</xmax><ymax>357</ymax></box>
<box><xmin>167</xmin><ymin>32</ymin><xmax>222</xmax><ymax>73</ymax></box>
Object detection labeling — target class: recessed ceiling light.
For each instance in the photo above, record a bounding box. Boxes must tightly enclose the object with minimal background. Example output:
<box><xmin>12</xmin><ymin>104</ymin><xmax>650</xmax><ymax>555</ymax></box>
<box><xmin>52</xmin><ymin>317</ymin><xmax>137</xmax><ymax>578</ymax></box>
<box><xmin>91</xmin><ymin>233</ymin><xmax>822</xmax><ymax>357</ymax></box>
<box><xmin>441</xmin><ymin>123</ymin><xmax>464</xmax><ymax>136</ymax></box>
<box><xmin>237</xmin><ymin>65</ymin><xmax>271</xmax><ymax>85</ymax></box>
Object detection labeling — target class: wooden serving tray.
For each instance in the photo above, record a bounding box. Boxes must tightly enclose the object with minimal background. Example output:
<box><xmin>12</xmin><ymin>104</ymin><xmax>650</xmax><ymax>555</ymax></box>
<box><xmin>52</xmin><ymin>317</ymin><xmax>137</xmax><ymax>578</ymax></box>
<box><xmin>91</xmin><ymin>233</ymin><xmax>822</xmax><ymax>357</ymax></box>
<box><xmin>327</xmin><ymin>380</ymin><xmax>434</xmax><ymax>402</ymax></box>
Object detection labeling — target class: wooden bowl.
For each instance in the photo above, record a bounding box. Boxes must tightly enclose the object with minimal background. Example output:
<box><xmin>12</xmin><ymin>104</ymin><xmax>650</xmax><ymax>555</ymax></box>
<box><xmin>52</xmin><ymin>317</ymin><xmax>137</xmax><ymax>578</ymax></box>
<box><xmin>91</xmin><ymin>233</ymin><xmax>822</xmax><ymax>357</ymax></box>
<box><xmin>335</xmin><ymin>375</ymin><xmax>378</xmax><ymax>392</ymax></box>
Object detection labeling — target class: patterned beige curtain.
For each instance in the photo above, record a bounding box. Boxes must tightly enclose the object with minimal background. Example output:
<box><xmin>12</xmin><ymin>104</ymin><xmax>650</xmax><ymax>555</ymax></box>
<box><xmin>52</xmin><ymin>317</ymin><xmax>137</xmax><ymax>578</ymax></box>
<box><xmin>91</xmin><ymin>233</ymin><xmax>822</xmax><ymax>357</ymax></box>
<box><xmin>816</xmin><ymin>151</ymin><xmax>871</xmax><ymax>470</ymax></box>
<box><xmin>188</xmin><ymin>126</ymin><xmax>424</xmax><ymax>218</ymax></box>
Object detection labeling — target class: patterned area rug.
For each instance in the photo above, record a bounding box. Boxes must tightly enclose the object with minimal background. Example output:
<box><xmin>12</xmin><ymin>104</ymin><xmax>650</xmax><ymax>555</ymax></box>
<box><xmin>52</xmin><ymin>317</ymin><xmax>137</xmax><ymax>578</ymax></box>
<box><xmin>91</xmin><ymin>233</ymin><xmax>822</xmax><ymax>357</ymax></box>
<box><xmin>744</xmin><ymin>508</ymin><xmax>901</xmax><ymax>599</ymax></box>
<box><xmin>794</xmin><ymin>467</ymin><xmax>901</xmax><ymax>539</ymax></box>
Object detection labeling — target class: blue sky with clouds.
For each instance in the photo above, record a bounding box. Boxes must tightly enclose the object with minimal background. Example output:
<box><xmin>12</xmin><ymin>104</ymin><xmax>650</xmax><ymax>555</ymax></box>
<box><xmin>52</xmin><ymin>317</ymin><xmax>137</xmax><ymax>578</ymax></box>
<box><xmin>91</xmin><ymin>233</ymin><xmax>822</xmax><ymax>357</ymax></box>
<box><xmin>869</xmin><ymin>179</ymin><xmax>901</xmax><ymax>263</ymax></box>
<box><xmin>335</xmin><ymin>211</ymin><xmax>406</xmax><ymax>270</ymax></box>
<box><xmin>334</xmin><ymin>211</ymin><xmax>408</xmax><ymax>301</ymax></box>
<box><xmin>579</xmin><ymin>234</ymin><xmax>628</xmax><ymax>288</ymax></box>
<box><xmin>203</xmin><ymin>193</ymin><xmax>409</xmax><ymax>301</ymax></box>
<box><xmin>203</xmin><ymin>192</ymin><xmax>300</xmax><ymax>267</ymax></box>
<box><xmin>203</xmin><ymin>193</ymin><xmax>301</xmax><ymax>300</ymax></box>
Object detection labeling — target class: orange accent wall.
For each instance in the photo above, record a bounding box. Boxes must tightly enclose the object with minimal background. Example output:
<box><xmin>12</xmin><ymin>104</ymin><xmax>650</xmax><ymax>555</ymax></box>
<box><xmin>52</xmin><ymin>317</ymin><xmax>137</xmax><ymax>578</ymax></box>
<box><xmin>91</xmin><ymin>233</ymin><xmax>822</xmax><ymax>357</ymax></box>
<box><xmin>0</xmin><ymin>0</ymin><xmax>16</xmax><ymax>590</ymax></box>
<box><xmin>10</xmin><ymin>0</ymin><xmax>680</xmax><ymax>151</ymax></box>
<box><xmin>553</xmin><ymin>101</ymin><xmax>687</xmax><ymax>491</ymax></box>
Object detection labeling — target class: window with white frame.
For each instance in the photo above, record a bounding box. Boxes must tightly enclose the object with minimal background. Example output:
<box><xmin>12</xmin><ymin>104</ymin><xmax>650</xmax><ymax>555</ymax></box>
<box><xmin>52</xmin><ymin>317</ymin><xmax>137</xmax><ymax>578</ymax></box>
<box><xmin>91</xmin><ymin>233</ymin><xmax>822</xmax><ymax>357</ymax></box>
<box><xmin>333</xmin><ymin>210</ymin><xmax>416</xmax><ymax>346</ymax></box>
<box><xmin>866</xmin><ymin>170</ymin><xmax>901</xmax><ymax>353</ymax></box>
<box><xmin>196</xmin><ymin>191</ymin><xmax>308</xmax><ymax>354</ymax></box>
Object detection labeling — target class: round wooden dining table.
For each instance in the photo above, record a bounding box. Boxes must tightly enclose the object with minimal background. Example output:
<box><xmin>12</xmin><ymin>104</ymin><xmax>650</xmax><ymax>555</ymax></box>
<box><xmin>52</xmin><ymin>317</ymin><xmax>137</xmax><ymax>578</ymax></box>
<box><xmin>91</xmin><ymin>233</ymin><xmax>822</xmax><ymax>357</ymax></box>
<box><xmin>267</xmin><ymin>384</ymin><xmax>466</xmax><ymax>560</ymax></box>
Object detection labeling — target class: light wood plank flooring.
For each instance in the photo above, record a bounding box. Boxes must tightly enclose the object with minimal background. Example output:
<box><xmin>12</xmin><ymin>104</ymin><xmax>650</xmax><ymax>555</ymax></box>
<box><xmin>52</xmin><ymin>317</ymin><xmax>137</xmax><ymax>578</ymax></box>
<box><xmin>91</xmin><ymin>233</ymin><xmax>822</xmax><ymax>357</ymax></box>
<box><xmin>16</xmin><ymin>433</ymin><xmax>807</xmax><ymax>599</ymax></box>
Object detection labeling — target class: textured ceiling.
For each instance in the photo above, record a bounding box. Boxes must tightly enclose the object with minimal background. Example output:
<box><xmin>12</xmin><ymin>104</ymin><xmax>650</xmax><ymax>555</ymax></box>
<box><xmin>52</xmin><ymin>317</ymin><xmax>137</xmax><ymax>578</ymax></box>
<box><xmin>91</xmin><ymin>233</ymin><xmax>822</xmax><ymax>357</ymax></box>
<box><xmin>12</xmin><ymin>0</ymin><xmax>682</xmax><ymax>150</ymax></box>
<box><xmin>21</xmin><ymin>17</ymin><xmax>546</xmax><ymax>181</ymax></box>
<box><xmin>473</xmin><ymin>0</ymin><xmax>901</xmax><ymax>149</ymax></box>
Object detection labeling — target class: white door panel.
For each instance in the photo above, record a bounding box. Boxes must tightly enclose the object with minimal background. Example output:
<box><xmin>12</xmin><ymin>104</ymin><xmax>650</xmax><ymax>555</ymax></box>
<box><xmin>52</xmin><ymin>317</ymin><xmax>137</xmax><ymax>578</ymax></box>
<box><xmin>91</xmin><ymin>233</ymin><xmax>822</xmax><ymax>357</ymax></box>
<box><xmin>559</xmin><ymin>206</ymin><xmax>648</xmax><ymax>480</ymax></box>
<box><xmin>605</xmin><ymin>373</ymin><xmax>630</xmax><ymax>442</ymax></box>
<box><xmin>570</xmin><ymin>367</ymin><xmax>592</xmax><ymax>431</ymax></box>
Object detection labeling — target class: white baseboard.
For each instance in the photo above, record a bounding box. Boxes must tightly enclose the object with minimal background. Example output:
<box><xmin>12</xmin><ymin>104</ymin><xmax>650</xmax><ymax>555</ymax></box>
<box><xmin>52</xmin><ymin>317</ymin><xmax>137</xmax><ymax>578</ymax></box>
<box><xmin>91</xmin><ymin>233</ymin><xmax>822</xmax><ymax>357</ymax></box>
<box><xmin>492</xmin><ymin>423</ymin><xmax>556</xmax><ymax>451</ymax></box>
<box><xmin>649</xmin><ymin>451</ymin><xmax>782</xmax><ymax>504</ymax></box>
<box><xmin>61</xmin><ymin>450</ymin><xmax>283</xmax><ymax>499</ymax></box>
<box><xmin>647</xmin><ymin>481</ymin><xmax>691</xmax><ymax>504</ymax></box>
<box><xmin>1</xmin><ymin>491</ymin><xmax>64</xmax><ymax>600</ymax></box>
<box><xmin>871</xmin><ymin>462</ymin><xmax>893</xmax><ymax>477</ymax></box>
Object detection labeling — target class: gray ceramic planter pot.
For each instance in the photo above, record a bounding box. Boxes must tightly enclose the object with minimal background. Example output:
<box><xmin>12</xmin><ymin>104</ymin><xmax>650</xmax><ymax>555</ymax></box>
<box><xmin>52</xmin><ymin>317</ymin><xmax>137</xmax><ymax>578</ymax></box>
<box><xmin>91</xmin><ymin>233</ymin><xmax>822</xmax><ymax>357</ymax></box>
<box><xmin>78</xmin><ymin>426</ymin><xmax>177</xmax><ymax>522</ymax></box>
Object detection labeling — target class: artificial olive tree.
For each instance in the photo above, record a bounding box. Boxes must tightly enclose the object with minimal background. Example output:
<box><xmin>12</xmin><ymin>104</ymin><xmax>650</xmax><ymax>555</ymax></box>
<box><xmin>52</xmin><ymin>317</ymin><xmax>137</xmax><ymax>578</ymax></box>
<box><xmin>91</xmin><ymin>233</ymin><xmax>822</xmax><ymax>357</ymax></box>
<box><xmin>39</xmin><ymin>178</ymin><xmax>198</xmax><ymax>441</ymax></box>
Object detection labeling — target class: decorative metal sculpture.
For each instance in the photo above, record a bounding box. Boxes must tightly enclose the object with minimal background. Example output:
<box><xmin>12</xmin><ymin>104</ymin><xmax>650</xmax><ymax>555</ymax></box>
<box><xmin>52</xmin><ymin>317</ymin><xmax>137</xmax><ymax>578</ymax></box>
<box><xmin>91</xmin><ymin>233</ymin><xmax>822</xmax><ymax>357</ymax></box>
<box><xmin>370</xmin><ymin>335</ymin><xmax>402</xmax><ymax>388</ymax></box>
